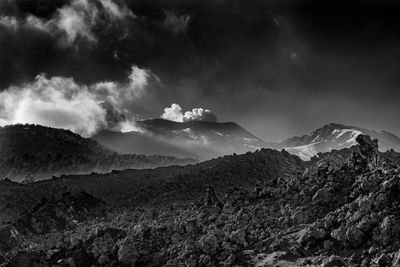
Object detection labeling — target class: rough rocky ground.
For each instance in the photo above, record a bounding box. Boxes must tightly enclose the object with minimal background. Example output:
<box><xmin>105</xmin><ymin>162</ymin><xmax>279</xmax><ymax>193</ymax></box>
<box><xmin>1</xmin><ymin>135</ymin><xmax>400</xmax><ymax>266</ymax></box>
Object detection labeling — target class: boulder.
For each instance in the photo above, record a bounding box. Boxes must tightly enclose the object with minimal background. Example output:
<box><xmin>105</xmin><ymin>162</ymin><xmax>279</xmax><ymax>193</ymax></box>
<box><xmin>322</xmin><ymin>255</ymin><xmax>348</xmax><ymax>267</ymax></box>
<box><xmin>312</xmin><ymin>188</ymin><xmax>330</xmax><ymax>205</ymax></box>
<box><xmin>373</xmin><ymin>216</ymin><xmax>400</xmax><ymax>245</ymax></box>
<box><xmin>345</xmin><ymin>226</ymin><xmax>364</xmax><ymax>247</ymax></box>
<box><xmin>118</xmin><ymin>236</ymin><xmax>139</xmax><ymax>266</ymax></box>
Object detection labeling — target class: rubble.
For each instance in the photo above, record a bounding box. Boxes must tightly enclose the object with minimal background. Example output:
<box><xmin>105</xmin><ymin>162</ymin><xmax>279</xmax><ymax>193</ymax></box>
<box><xmin>1</xmin><ymin>135</ymin><xmax>400</xmax><ymax>266</ymax></box>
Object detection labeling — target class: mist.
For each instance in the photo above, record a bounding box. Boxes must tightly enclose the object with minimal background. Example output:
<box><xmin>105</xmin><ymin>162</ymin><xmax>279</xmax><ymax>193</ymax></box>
<box><xmin>0</xmin><ymin>66</ymin><xmax>152</xmax><ymax>136</ymax></box>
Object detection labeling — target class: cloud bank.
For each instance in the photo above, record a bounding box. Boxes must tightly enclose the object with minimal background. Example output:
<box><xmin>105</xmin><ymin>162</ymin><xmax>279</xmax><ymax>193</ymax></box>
<box><xmin>54</xmin><ymin>0</ymin><xmax>135</xmax><ymax>46</ymax></box>
<box><xmin>161</xmin><ymin>103</ymin><xmax>217</xmax><ymax>123</ymax></box>
<box><xmin>1</xmin><ymin>0</ymin><xmax>400</xmax><ymax>140</ymax></box>
<box><xmin>0</xmin><ymin>66</ymin><xmax>152</xmax><ymax>136</ymax></box>
<box><xmin>0</xmin><ymin>0</ymin><xmax>135</xmax><ymax>47</ymax></box>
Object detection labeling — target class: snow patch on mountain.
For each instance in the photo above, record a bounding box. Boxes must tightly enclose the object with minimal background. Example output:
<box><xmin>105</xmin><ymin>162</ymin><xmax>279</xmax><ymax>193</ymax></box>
<box><xmin>284</xmin><ymin>142</ymin><xmax>322</xmax><ymax>160</ymax></box>
<box><xmin>311</xmin><ymin>135</ymin><xmax>320</xmax><ymax>142</ymax></box>
<box><xmin>281</xmin><ymin>123</ymin><xmax>400</xmax><ymax>160</ymax></box>
<box><xmin>244</xmin><ymin>144</ymin><xmax>261</xmax><ymax>150</ymax></box>
<box><xmin>333</xmin><ymin>129</ymin><xmax>362</xmax><ymax>142</ymax></box>
<box><xmin>243</xmin><ymin>137</ymin><xmax>260</xmax><ymax>142</ymax></box>
<box><xmin>212</xmin><ymin>131</ymin><xmax>224</xmax><ymax>136</ymax></box>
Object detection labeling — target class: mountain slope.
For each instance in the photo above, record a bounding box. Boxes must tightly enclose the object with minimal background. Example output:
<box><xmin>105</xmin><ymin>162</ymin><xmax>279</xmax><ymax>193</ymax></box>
<box><xmin>281</xmin><ymin>123</ymin><xmax>400</xmax><ymax>160</ymax></box>
<box><xmin>0</xmin><ymin>124</ymin><xmax>196</xmax><ymax>182</ymax></box>
<box><xmin>94</xmin><ymin>119</ymin><xmax>276</xmax><ymax>160</ymax></box>
<box><xmin>0</xmin><ymin>124</ymin><xmax>112</xmax><ymax>158</ymax></box>
<box><xmin>92</xmin><ymin>130</ymin><xmax>198</xmax><ymax>159</ymax></box>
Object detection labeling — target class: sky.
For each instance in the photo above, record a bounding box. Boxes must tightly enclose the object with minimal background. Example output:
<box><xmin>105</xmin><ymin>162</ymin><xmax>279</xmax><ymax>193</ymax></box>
<box><xmin>0</xmin><ymin>0</ymin><xmax>399</xmax><ymax>141</ymax></box>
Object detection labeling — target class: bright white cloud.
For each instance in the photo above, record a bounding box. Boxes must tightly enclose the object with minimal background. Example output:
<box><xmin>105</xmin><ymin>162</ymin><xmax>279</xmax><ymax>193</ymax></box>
<box><xmin>55</xmin><ymin>0</ymin><xmax>97</xmax><ymax>45</ymax></box>
<box><xmin>161</xmin><ymin>103</ymin><xmax>184</xmax><ymax>122</ymax></box>
<box><xmin>0</xmin><ymin>16</ymin><xmax>19</xmax><ymax>30</ymax></box>
<box><xmin>183</xmin><ymin>108</ymin><xmax>217</xmax><ymax>122</ymax></box>
<box><xmin>0</xmin><ymin>75</ymin><xmax>105</xmax><ymax>137</ymax></box>
<box><xmin>92</xmin><ymin>66</ymin><xmax>150</xmax><ymax>107</ymax></box>
<box><xmin>25</xmin><ymin>15</ymin><xmax>49</xmax><ymax>31</ymax></box>
<box><xmin>161</xmin><ymin>104</ymin><xmax>217</xmax><ymax>123</ymax></box>
<box><xmin>0</xmin><ymin>15</ymin><xmax>49</xmax><ymax>32</ymax></box>
<box><xmin>54</xmin><ymin>0</ymin><xmax>135</xmax><ymax>46</ymax></box>
<box><xmin>99</xmin><ymin>0</ymin><xmax>135</xmax><ymax>20</ymax></box>
<box><xmin>0</xmin><ymin>66</ymin><xmax>152</xmax><ymax>137</ymax></box>
<box><xmin>127</xmin><ymin>65</ymin><xmax>151</xmax><ymax>97</ymax></box>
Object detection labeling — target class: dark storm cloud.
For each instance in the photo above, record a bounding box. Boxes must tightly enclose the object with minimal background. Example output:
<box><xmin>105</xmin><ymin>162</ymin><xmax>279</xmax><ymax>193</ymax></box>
<box><xmin>0</xmin><ymin>0</ymin><xmax>284</xmax><ymax>85</ymax></box>
<box><xmin>1</xmin><ymin>0</ymin><xmax>400</xmax><ymax>139</ymax></box>
<box><xmin>0</xmin><ymin>0</ymin><xmax>136</xmax><ymax>87</ymax></box>
<box><xmin>163</xmin><ymin>10</ymin><xmax>191</xmax><ymax>34</ymax></box>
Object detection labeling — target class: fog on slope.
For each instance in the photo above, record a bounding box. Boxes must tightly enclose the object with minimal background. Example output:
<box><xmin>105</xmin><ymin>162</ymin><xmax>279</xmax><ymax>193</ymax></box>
<box><xmin>0</xmin><ymin>66</ymin><xmax>151</xmax><ymax>137</ymax></box>
<box><xmin>93</xmin><ymin>117</ymin><xmax>275</xmax><ymax>160</ymax></box>
<box><xmin>0</xmin><ymin>124</ymin><xmax>197</xmax><ymax>182</ymax></box>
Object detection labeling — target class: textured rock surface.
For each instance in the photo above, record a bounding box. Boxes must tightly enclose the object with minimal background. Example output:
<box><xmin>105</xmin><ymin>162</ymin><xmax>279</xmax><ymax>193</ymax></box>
<box><xmin>0</xmin><ymin>135</ymin><xmax>399</xmax><ymax>266</ymax></box>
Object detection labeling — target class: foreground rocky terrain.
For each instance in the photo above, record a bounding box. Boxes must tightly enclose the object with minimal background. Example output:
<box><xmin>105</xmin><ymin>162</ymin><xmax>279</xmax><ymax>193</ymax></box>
<box><xmin>0</xmin><ymin>135</ymin><xmax>400</xmax><ymax>266</ymax></box>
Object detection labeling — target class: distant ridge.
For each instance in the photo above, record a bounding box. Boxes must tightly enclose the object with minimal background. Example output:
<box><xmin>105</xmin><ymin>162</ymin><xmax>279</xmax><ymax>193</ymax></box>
<box><xmin>94</xmin><ymin>118</ymin><xmax>276</xmax><ymax>160</ymax></box>
<box><xmin>281</xmin><ymin>123</ymin><xmax>400</xmax><ymax>160</ymax></box>
<box><xmin>0</xmin><ymin>124</ymin><xmax>112</xmax><ymax>158</ymax></box>
<box><xmin>0</xmin><ymin>124</ymin><xmax>196</xmax><ymax>182</ymax></box>
<box><xmin>94</xmin><ymin>120</ymin><xmax>400</xmax><ymax>161</ymax></box>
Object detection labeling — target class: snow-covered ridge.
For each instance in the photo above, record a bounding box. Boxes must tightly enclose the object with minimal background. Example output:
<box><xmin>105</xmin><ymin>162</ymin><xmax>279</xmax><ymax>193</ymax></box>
<box><xmin>281</xmin><ymin>123</ymin><xmax>400</xmax><ymax>161</ymax></box>
<box><xmin>332</xmin><ymin>129</ymin><xmax>362</xmax><ymax>143</ymax></box>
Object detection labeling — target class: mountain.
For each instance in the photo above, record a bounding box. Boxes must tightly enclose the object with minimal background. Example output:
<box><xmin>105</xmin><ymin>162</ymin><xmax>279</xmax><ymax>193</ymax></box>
<box><xmin>0</xmin><ymin>124</ymin><xmax>196</xmax><ymax>182</ymax></box>
<box><xmin>281</xmin><ymin>123</ymin><xmax>400</xmax><ymax>160</ymax></box>
<box><xmin>94</xmin><ymin>119</ymin><xmax>275</xmax><ymax>160</ymax></box>
<box><xmin>94</xmin><ymin>120</ymin><xmax>400</xmax><ymax>161</ymax></box>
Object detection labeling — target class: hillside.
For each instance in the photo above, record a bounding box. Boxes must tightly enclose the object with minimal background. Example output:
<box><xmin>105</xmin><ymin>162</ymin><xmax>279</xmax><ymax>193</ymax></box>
<box><xmin>0</xmin><ymin>124</ymin><xmax>196</xmax><ymax>182</ymax></box>
<box><xmin>93</xmin><ymin>130</ymin><xmax>198</xmax><ymax>158</ymax></box>
<box><xmin>1</xmin><ymin>135</ymin><xmax>400</xmax><ymax>266</ymax></box>
<box><xmin>0</xmin><ymin>124</ymin><xmax>112</xmax><ymax>157</ymax></box>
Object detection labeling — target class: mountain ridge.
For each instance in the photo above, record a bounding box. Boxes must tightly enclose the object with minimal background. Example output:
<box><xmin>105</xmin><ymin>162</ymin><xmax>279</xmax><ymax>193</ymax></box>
<box><xmin>0</xmin><ymin>124</ymin><xmax>197</xmax><ymax>182</ymax></box>
<box><xmin>94</xmin><ymin>120</ymin><xmax>400</xmax><ymax>161</ymax></box>
<box><xmin>94</xmin><ymin>118</ymin><xmax>275</xmax><ymax>160</ymax></box>
<box><xmin>0</xmin><ymin>124</ymin><xmax>113</xmax><ymax>157</ymax></box>
<box><xmin>281</xmin><ymin>122</ymin><xmax>400</xmax><ymax>160</ymax></box>
<box><xmin>1</xmin><ymin>121</ymin><xmax>399</xmax><ymax>181</ymax></box>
